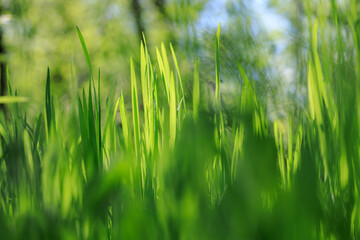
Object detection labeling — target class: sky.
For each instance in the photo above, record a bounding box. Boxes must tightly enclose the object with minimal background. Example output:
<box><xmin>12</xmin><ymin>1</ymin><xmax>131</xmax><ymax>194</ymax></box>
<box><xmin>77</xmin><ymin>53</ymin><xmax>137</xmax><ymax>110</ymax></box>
<box><xmin>252</xmin><ymin>0</ymin><xmax>289</xmax><ymax>33</ymax></box>
<box><xmin>196</xmin><ymin>0</ymin><xmax>294</xmax><ymax>93</ymax></box>
<box><xmin>197</xmin><ymin>0</ymin><xmax>289</xmax><ymax>34</ymax></box>
<box><xmin>197</xmin><ymin>0</ymin><xmax>290</xmax><ymax>53</ymax></box>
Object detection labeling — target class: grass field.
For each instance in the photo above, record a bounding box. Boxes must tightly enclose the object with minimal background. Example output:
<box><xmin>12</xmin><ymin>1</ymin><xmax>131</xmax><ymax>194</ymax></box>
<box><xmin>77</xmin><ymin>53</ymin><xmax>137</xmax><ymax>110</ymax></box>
<box><xmin>1</xmin><ymin>1</ymin><xmax>360</xmax><ymax>239</ymax></box>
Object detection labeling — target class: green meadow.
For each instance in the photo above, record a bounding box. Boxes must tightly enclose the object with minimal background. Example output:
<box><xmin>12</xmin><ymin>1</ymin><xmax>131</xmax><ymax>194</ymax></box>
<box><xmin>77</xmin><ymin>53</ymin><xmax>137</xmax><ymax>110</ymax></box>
<box><xmin>1</xmin><ymin>0</ymin><xmax>360</xmax><ymax>239</ymax></box>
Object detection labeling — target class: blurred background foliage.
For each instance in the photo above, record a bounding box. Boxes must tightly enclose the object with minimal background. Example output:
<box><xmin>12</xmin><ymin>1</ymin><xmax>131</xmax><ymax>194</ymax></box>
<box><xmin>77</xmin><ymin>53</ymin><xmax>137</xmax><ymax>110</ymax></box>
<box><xmin>0</xmin><ymin>0</ymin><xmax>277</xmax><ymax>120</ymax></box>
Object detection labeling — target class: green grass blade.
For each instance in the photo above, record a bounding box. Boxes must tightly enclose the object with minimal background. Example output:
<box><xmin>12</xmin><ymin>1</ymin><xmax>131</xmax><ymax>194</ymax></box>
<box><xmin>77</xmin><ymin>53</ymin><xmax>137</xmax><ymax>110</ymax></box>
<box><xmin>78</xmin><ymin>96</ymin><xmax>88</xmax><ymax>147</ymax></box>
<box><xmin>6</xmin><ymin>66</ymin><xmax>12</xmax><ymax>96</ymax></box>
<box><xmin>23</xmin><ymin>129</ymin><xmax>34</xmax><ymax>180</ymax></box>
<box><xmin>119</xmin><ymin>91</ymin><xmax>129</xmax><ymax>148</ymax></box>
<box><xmin>156</xmin><ymin>47</ymin><xmax>169</xmax><ymax>102</ymax></box>
<box><xmin>215</xmin><ymin>23</ymin><xmax>221</xmax><ymax>109</ymax></box>
<box><xmin>87</xmin><ymin>78</ymin><xmax>99</xmax><ymax>174</ymax></box>
<box><xmin>33</xmin><ymin>113</ymin><xmax>42</xmax><ymax>151</ymax></box>
<box><xmin>169</xmin><ymin>71</ymin><xmax>176</xmax><ymax>148</ymax></box>
<box><xmin>340</xmin><ymin>140</ymin><xmax>349</xmax><ymax>188</ymax></box>
<box><xmin>161</xmin><ymin>43</ymin><xmax>171</xmax><ymax>84</ymax></box>
<box><xmin>112</xmin><ymin>97</ymin><xmax>120</xmax><ymax>123</ymax></box>
<box><xmin>76</xmin><ymin>26</ymin><xmax>92</xmax><ymax>73</ymax></box>
<box><xmin>231</xmin><ymin>124</ymin><xmax>244</xmax><ymax>183</ymax></box>
<box><xmin>193</xmin><ymin>58</ymin><xmax>200</xmax><ymax>120</ymax></box>
<box><xmin>170</xmin><ymin>43</ymin><xmax>186</xmax><ymax>111</ymax></box>
<box><xmin>45</xmin><ymin>67</ymin><xmax>52</xmax><ymax>134</ymax></box>
<box><xmin>140</xmin><ymin>42</ymin><xmax>149</xmax><ymax>112</ymax></box>
<box><xmin>82</xmin><ymin>88</ymin><xmax>88</xmax><ymax>122</ymax></box>
<box><xmin>237</xmin><ymin>62</ymin><xmax>257</xmax><ymax>112</ymax></box>
<box><xmin>131</xmin><ymin>57</ymin><xmax>140</xmax><ymax>155</ymax></box>
<box><xmin>97</xmin><ymin>68</ymin><xmax>102</xmax><ymax>168</ymax></box>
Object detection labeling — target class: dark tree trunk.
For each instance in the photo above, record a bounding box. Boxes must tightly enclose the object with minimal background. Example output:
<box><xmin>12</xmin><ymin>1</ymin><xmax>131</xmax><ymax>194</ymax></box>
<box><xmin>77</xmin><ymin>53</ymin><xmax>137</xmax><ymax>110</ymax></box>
<box><xmin>152</xmin><ymin>0</ymin><xmax>177</xmax><ymax>48</ymax></box>
<box><xmin>154</xmin><ymin>0</ymin><xmax>166</xmax><ymax>17</ymax></box>
<box><xmin>131</xmin><ymin>0</ymin><xmax>145</xmax><ymax>42</ymax></box>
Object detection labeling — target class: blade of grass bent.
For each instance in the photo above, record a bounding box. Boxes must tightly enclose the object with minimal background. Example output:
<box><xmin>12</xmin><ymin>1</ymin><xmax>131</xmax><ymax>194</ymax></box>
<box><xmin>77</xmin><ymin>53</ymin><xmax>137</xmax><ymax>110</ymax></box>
<box><xmin>76</xmin><ymin>26</ymin><xmax>92</xmax><ymax>74</ymax></box>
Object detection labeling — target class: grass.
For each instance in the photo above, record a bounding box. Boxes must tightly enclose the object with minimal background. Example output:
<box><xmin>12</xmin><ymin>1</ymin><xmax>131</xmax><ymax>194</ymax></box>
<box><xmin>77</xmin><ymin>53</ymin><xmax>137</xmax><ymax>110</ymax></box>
<box><xmin>0</xmin><ymin>3</ymin><xmax>360</xmax><ymax>239</ymax></box>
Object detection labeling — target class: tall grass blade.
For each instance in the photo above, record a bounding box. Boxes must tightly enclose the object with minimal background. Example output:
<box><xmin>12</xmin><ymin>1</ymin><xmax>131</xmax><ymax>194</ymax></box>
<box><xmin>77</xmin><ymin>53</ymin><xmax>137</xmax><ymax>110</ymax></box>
<box><xmin>45</xmin><ymin>67</ymin><xmax>52</xmax><ymax>135</ymax></box>
<box><xmin>193</xmin><ymin>58</ymin><xmax>200</xmax><ymax>120</ymax></box>
<box><xmin>131</xmin><ymin>57</ymin><xmax>140</xmax><ymax>155</ymax></box>
<box><xmin>119</xmin><ymin>91</ymin><xmax>129</xmax><ymax>148</ymax></box>
<box><xmin>170</xmin><ymin>43</ymin><xmax>186</xmax><ymax>111</ymax></box>
<box><xmin>215</xmin><ymin>23</ymin><xmax>221</xmax><ymax>109</ymax></box>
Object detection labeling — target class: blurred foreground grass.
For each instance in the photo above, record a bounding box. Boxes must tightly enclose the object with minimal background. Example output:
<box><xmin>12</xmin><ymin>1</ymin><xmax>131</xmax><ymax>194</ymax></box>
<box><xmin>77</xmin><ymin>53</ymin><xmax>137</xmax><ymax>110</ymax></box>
<box><xmin>1</xmin><ymin>1</ymin><xmax>360</xmax><ymax>239</ymax></box>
